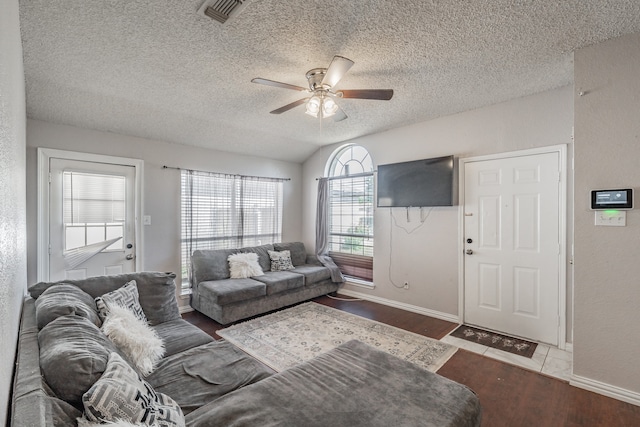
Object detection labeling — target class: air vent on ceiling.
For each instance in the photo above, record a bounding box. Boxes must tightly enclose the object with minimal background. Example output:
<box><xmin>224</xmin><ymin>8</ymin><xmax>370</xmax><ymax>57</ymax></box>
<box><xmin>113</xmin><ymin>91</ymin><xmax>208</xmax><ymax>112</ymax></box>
<box><xmin>197</xmin><ymin>0</ymin><xmax>249</xmax><ymax>24</ymax></box>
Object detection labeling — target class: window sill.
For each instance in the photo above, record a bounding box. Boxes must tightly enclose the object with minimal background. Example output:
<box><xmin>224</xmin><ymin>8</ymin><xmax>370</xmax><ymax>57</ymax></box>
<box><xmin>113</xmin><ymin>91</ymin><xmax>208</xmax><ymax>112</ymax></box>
<box><xmin>344</xmin><ymin>276</ymin><xmax>375</xmax><ymax>289</ymax></box>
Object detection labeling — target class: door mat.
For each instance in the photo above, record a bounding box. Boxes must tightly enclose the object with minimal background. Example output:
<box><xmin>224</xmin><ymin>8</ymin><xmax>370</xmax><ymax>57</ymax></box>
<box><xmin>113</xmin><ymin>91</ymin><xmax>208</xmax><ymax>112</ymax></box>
<box><xmin>450</xmin><ymin>325</ymin><xmax>537</xmax><ymax>358</ymax></box>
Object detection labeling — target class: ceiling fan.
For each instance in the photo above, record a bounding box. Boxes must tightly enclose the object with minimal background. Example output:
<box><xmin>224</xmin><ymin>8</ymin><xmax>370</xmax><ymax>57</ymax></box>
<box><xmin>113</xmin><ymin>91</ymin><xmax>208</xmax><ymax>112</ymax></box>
<box><xmin>251</xmin><ymin>55</ymin><xmax>393</xmax><ymax>122</ymax></box>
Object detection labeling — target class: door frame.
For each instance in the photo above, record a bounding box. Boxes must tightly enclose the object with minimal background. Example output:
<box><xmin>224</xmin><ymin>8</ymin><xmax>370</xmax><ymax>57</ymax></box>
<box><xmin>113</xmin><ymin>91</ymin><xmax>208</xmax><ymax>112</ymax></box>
<box><xmin>37</xmin><ymin>148</ymin><xmax>145</xmax><ymax>281</ymax></box>
<box><xmin>458</xmin><ymin>144</ymin><xmax>568</xmax><ymax>349</ymax></box>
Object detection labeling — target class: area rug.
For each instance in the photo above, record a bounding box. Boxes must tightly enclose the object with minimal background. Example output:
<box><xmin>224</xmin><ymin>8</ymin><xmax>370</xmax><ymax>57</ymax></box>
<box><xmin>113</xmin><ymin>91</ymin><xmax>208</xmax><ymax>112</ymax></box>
<box><xmin>217</xmin><ymin>302</ymin><xmax>458</xmax><ymax>372</ymax></box>
<box><xmin>450</xmin><ymin>325</ymin><xmax>538</xmax><ymax>358</ymax></box>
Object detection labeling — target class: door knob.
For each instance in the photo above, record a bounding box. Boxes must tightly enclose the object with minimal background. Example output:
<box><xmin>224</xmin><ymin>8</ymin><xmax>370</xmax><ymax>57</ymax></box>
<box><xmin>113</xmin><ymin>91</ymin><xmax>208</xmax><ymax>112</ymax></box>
<box><xmin>126</xmin><ymin>254</ymin><xmax>135</xmax><ymax>260</ymax></box>
<box><xmin>465</xmin><ymin>249</ymin><xmax>473</xmax><ymax>255</ymax></box>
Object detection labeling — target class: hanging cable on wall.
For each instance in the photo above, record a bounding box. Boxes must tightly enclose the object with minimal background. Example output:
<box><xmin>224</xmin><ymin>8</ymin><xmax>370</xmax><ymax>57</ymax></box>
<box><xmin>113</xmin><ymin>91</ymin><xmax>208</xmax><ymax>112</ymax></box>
<box><xmin>388</xmin><ymin>207</ymin><xmax>434</xmax><ymax>289</ymax></box>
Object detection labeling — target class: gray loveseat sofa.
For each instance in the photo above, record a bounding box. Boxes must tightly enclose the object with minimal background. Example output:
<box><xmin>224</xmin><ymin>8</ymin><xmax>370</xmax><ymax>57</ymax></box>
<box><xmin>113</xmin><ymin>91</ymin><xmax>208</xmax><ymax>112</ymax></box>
<box><xmin>11</xmin><ymin>271</ymin><xmax>482</xmax><ymax>427</ymax></box>
<box><xmin>190</xmin><ymin>242</ymin><xmax>341</xmax><ymax>324</ymax></box>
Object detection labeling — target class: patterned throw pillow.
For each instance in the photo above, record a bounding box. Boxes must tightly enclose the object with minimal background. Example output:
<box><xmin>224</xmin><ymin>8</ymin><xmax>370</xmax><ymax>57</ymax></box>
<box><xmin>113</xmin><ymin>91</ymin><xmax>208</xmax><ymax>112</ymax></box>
<box><xmin>95</xmin><ymin>280</ymin><xmax>147</xmax><ymax>323</ymax></box>
<box><xmin>82</xmin><ymin>352</ymin><xmax>185</xmax><ymax>427</ymax></box>
<box><xmin>228</xmin><ymin>252</ymin><xmax>264</xmax><ymax>278</ymax></box>
<box><xmin>268</xmin><ymin>250</ymin><xmax>295</xmax><ymax>272</ymax></box>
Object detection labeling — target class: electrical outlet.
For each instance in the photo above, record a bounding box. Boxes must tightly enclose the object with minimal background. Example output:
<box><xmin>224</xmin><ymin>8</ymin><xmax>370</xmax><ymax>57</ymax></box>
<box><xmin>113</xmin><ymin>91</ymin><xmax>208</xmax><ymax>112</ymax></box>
<box><xmin>403</xmin><ymin>282</ymin><xmax>409</xmax><ymax>290</ymax></box>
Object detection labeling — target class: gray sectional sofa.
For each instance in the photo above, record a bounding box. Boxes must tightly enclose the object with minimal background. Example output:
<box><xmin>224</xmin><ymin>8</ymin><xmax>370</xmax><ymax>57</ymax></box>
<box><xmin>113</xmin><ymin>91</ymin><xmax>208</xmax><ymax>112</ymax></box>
<box><xmin>190</xmin><ymin>242</ymin><xmax>341</xmax><ymax>324</ymax></box>
<box><xmin>11</xmin><ymin>271</ymin><xmax>482</xmax><ymax>427</ymax></box>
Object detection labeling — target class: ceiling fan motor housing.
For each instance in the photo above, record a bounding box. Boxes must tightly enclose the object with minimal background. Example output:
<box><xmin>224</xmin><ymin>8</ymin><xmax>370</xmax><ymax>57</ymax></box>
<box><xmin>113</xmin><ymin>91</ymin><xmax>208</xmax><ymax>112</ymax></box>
<box><xmin>306</xmin><ymin>68</ymin><xmax>329</xmax><ymax>91</ymax></box>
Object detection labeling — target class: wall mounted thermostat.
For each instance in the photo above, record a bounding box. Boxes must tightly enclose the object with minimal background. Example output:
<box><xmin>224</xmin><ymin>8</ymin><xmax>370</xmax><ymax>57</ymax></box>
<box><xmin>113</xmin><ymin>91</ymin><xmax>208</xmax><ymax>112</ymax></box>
<box><xmin>590</xmin><ymin>189</ymin><xmax>633</xmax><ymax>210</ymax></box>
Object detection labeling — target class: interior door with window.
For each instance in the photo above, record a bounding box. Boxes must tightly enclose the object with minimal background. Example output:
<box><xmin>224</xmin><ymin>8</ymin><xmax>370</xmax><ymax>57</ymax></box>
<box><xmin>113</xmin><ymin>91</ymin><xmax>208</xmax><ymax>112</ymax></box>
<box><xmin>463</xmin><ymin>150</ymin><xmax>562</xmax><ymax>345</ymax></box>
<box><xmin>48</xmin><ymin>158</ymin><xmax>136</xmax><ymax>281</ymax></box>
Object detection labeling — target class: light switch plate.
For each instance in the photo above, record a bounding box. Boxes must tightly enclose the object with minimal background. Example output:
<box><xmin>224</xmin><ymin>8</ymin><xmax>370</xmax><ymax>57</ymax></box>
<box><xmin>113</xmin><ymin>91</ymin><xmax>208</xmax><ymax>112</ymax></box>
<box><xmin>595</xmin><ymin>210</ymin><xmax>626</xmax><ymax>226</ymax></box>
<box><xmin>143</xmin><ymin>215</ymin><xmax>151</xmax><ymax>226</ymax></box>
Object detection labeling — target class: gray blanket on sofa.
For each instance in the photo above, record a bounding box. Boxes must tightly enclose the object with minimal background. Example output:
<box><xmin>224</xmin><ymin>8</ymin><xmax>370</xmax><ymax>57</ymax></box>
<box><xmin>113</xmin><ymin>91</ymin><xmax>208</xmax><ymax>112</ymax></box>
<box><xmin>185</xmin><ymin>340</ymin><xmax>481</xmax><ymax>427</ymax></box>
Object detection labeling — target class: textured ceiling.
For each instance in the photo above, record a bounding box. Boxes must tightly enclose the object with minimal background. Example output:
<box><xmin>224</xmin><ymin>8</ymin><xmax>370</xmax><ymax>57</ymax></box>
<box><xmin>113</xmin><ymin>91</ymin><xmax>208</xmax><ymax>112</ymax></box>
<box><xmin>19</xmin><ymin>0</ymin><xmax>640</xmax><ymax>162</ymax></box>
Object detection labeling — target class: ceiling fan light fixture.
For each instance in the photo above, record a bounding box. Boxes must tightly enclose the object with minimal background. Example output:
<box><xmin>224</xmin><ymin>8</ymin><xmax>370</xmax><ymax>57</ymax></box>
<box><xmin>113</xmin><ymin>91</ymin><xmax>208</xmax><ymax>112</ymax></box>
<box><xmin>322</xmin><ymin>97</ymin><xmax>338</xmax><ymax>118</ymax></box>
<box><xmin>305</xmin><ymin>95</ymin><xmax>322</xmax><ymax>117</ymax></box>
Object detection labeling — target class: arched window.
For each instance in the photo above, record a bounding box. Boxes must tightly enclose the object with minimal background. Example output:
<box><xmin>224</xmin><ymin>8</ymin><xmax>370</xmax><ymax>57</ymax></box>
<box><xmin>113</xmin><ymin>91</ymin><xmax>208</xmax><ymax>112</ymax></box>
<box><xmin>325</xmin><ymin>145</ymin><xmax>374</xmax><ymax>282</ymax></box>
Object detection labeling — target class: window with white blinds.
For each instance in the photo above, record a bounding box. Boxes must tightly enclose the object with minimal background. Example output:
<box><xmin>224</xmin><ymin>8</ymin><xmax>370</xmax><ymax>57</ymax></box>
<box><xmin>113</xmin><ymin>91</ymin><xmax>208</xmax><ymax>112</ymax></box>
<box><xmin>328</xmin><ymin>174</ymin><xmax>374</xmax><ymax>281</ymax></box>
<box><xmin>326</xmin><ymin>145</ymin><xmax>374</xmax><ymax>282</ymax></box>
<box><xmin>63</xmin><ymin>171</ymin><xmax>125</xmax><ymax>252</ymax></box>
<box><xmin>180</xmin><ymin>170</ymin><xmax>283</xmax><ymax>290</ymax></box>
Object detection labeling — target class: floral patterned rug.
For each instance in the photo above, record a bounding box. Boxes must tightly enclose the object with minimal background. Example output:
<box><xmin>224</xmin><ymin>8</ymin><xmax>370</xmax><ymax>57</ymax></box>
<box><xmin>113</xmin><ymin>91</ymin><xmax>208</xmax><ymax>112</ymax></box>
<box><xmin>450</xmin><ymin>325</ymin><xmax>538</xmax><ymax>358</ymax></box>
<box><xmin>217</xmin><ymin>302</ymin><xmax>458</xmax><ymax>372</ymax></box>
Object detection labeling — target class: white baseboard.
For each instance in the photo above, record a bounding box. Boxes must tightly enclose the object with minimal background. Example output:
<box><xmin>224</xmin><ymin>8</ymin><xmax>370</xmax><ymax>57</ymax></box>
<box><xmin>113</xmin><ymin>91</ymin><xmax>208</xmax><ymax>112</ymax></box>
<box><xmin>179</xmin><ymin>305</ymin><xmax>194</xmax><ymax>314</ymax></box>
<box><xmin>570</xmin><ymin>374</ymin><xmax>640</xmax><ymax>407</ymax></box>
<box><xmin>337</xmin><ymin>289</ymin><xmax>460</xmax><ymax>324</ymax></box>
<box><xmin>178</xmin><ymin>294</ymin><xmax>194</xmax><ymax>314</ymax></box>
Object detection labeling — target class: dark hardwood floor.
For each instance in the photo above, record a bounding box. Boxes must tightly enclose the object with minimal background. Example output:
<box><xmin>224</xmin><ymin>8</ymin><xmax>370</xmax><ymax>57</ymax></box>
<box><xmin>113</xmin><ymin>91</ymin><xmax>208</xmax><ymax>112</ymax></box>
<box><xmin>182</xmin><ymin>295</ymin><xmax>640</xmax><ymax>427</ymax></box>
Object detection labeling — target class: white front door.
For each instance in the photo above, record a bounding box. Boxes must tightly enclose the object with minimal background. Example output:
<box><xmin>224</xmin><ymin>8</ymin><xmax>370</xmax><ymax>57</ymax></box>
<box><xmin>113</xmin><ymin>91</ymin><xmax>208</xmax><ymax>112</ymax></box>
<box><xmin>463</xmin><ymin>150</ymin><xmax>562</xmax><ymax>345</ymax></box>
<box><xmin>48</xmin><ymin>158</ymin><xmax>137</xmax><ymax>281</ymax></box>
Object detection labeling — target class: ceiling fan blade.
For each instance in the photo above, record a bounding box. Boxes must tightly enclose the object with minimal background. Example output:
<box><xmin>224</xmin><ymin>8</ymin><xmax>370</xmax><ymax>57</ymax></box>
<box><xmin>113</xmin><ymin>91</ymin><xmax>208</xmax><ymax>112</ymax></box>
<box><xmin>332</xmin><ymin>106</ymin><xmax>348</xmax><ymax>122</ymax></box>
<box><xmin>269</xmin><ymin>98</ymin><xmax>309</xmax><ymax>114</ymax></box>
<box><xmin>321</xmin><ymin>56</ymin><xmax>354</xmax><ymax>88</ymax></box>
<box><xmin>252</xmin><ymin>78</ymin><xmax>307</xmax><ymax>92</ymax></box>
<box><xmin>339</xmin><ymin>89</ymin><xmax>394</xmax><ymax>100</ymax></box>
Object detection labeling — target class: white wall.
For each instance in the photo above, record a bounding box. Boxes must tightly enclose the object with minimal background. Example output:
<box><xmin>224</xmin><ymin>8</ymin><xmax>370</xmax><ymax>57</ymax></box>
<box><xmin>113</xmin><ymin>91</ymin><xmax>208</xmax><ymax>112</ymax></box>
<box><xmin>573</xmin><ymin>32</ymin><xmax>640</xmax><ymax>396</ymax></box>
<box><xmin>303</xmin><ymin>86</ymin><xmax>574</xmax><ymax>328</ymax></box>
<box><xmin>25</xmin><ymin>120</ymin><xmax>303</xmax><ymax>300</ymax></box>
<box><xmin>0</xmin><ymin>0</ymin><xmax>27</xmax><ymax>422</ymax></box>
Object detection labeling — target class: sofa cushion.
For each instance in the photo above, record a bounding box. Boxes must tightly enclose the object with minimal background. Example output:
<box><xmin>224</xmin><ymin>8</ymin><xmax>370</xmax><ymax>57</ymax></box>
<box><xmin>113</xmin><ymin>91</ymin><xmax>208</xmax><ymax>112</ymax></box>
<box><xmin>146</xmin><ymin>340</ymin><xmax>273</xmax><ymax>415</ymax></box>
<box><xmin>198</xmin><ymin>278</ymin><xmax>266</xmax><ymax>305</ymax></box>
<box><xmin>191</xmin><ymin>249</ymin><xmax>237</xmax><ymax>282</ymax></box>
<box><xmin>274</xmin><ymin>242</ymin><xmax>307</xmax><ymax>266</ymax></box>
<box><xmin>238</xmin><ymin>243</ymin><xmax>275</xmax><ymax>272</ymax></box>
<box><xmin>82</xmin><ymin>352</ymin><xmax>185</xmax><ymax>426</ymax></box>
<box><xmin>291</xmin><ymin>264</ymin><xmax>332</xmax><ymax>285</ymax></box>
<box><xmin>152</xmin><ymin>318</ymin><xmax>214</xmax><ymax>358</ymax></box>
<box><xmin>184</xmin><ymin>340</ymin><xmax>481</xmax><ymax>427</ymax></box>
<box><xmin>34</xmin><ymin>283</ymin><xmax>102</xmax><ymax>330</ymax></box>
<box><xmin>29</xmin><ymin>272</ymin><xmax>181</xmax><ymax>326</ymax></box>
<box><xmin>252</xmin><ymin>271</ymin><xmax>304</xmax><ymax>295</ymax></box>
<box><xmin>38</xmin><ymin>315</ymin><xmax>124</xmax><ymax>406</ymax></box>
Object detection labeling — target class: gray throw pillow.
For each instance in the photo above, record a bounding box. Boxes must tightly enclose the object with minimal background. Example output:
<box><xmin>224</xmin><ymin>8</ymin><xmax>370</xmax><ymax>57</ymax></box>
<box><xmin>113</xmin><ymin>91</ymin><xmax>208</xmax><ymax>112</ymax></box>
<box><xmin>34</xmin><ymin>283</ymin><xmax>102</xmax><ymax>330</ymax></box>
<box><xmin>38</xmin><ymin>315</ymin><xmax>122</xmax><ymax>406</ymax></box>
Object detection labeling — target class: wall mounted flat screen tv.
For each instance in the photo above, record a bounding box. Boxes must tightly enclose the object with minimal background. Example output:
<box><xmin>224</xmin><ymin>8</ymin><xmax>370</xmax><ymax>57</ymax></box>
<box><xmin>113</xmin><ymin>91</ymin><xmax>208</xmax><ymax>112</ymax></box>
<box><xmin>377</xmin><ymin>155</ymin><xmax>455</xmax><ymax>207</ymax></box>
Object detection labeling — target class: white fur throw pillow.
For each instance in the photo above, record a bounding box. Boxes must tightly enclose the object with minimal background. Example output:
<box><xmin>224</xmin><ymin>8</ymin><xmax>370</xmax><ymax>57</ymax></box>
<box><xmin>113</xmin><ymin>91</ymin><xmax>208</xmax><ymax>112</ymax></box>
<box><xmin>228</xmin><ymin>252</ymin><xmax>264</xmax><ymax>279</ymax></box>
<box><xmin>102</xmin><ymin>305</ymin><xmax>165</xmax><ymax>376</ymax></box>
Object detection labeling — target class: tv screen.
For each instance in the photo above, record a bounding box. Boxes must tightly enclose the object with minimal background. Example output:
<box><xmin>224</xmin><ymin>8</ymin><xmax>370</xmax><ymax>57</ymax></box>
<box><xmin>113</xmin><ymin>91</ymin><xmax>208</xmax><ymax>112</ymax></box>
<box><xmin>377</xmin><ymin>155</ymin><xmax>455</xmax><ymax>207</ymax></box>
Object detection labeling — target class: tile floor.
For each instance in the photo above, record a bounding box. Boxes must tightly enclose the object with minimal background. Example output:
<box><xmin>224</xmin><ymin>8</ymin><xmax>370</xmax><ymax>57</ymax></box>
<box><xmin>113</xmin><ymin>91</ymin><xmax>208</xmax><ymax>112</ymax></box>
<box><xmin>441</xmin><ymin>333</ymin><xmax>573</xmax><ymax>381</ymax></box>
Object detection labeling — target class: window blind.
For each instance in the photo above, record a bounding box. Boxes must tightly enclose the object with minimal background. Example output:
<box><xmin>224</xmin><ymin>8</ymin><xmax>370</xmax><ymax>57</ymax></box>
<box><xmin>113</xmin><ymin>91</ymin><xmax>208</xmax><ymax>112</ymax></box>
<box><xmin>181</xmin><ymin>170</ymin><xmax>283</xmax><ymax>290</ymax></box>
<box><xmin>63</xmin><ymin>171</ymin><xmax>125</xmax><ymax>252</ymax></box>
<box><xmin>327</xmin><ymin>173</ymin><xmax>374</xmax><ymax>281</ymax></box>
